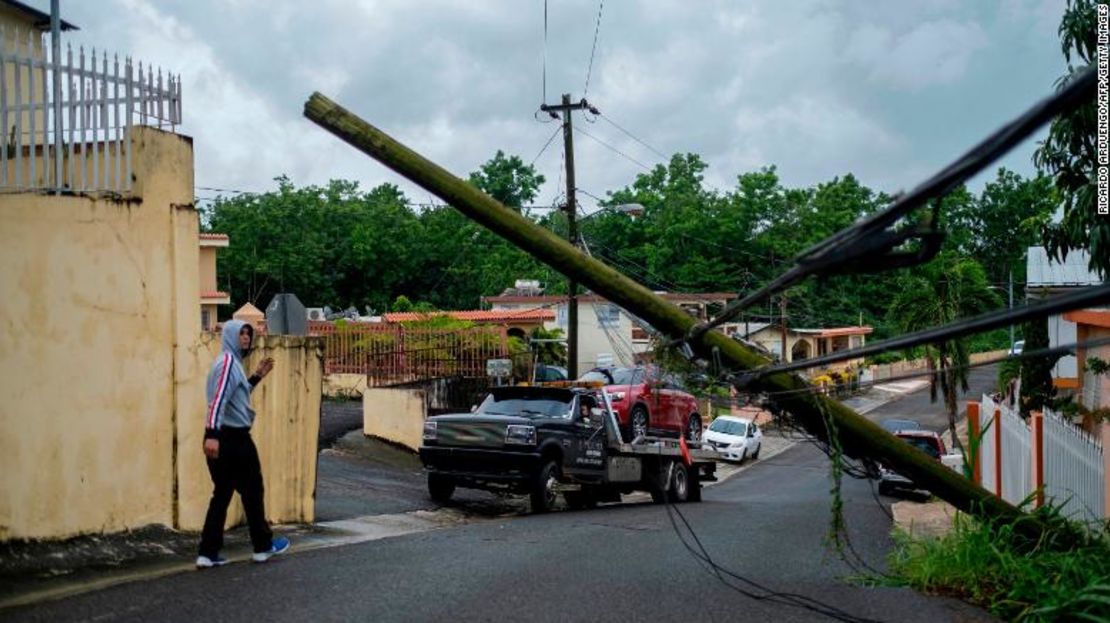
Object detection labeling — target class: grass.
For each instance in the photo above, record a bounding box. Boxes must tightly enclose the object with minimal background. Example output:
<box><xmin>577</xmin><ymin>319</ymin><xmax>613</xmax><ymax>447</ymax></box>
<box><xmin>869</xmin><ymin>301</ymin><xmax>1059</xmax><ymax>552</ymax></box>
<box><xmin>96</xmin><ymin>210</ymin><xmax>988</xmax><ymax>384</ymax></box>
<box><xmin>886</xmin><ymin>506</ymin><xmax>1110</xmax><ymax>621</ymax></box>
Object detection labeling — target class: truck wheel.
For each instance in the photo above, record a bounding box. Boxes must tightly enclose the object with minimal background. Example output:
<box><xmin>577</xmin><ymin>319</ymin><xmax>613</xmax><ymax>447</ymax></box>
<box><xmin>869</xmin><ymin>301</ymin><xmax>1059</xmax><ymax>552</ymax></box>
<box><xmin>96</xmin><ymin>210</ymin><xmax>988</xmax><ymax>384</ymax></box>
<box><xmin>428</xmin><ymin>473</ymin><xmax>455</xmax><ymax>504</ymax></box>
<box><xmin>688</xmin><ymin>470</ymin><xmax>702</xmax><ymax>503</ymax></box>
<box><xmin>668</xmin><ymin>462</ymin><xmax>690</xmax><ymax>503</ymax></box>
<box><xmin>530</xmin><ymin>460</ymin><xmax>559</xmax><ymax>513</ymax></box>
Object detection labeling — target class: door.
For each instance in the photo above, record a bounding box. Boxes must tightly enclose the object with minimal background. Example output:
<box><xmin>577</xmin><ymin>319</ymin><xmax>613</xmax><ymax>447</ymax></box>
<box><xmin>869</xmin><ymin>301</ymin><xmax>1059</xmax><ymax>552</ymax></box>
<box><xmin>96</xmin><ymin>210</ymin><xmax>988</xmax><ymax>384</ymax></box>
<box><xmin>565</xmin><ymin>395</ymin><xmax>606</xmax><ymax>478</ymax></box>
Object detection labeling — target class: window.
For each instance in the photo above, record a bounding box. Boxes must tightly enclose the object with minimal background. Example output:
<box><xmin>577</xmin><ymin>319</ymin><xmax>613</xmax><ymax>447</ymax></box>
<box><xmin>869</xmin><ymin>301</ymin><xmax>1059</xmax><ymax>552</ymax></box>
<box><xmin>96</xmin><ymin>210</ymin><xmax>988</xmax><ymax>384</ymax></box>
<box><xmin>201</xmin><ymin>309</ymin><xmax>211</xmax><ymax>331</ymax></box>
<box><xmin>556</xmin><ymin>305</ymin><xmax>568</xmax><ymax>328</ymax></box>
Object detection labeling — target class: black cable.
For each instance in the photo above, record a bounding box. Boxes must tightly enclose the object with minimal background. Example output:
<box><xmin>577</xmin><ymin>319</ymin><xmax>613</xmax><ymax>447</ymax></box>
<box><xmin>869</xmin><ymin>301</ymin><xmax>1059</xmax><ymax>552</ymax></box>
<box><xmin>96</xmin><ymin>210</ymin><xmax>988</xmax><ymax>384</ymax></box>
<box><xmin>542</xmin><ymin>0</ymin><xmax>548</xmax><ymax>105</ymax></box>
<box><xmin>574</xmin><ymin>125</ymin><xmax>653</xmax><ymax>170</ymax></box>
<box><xmin>531</xmin><ymin>125</ymin><xmax>562</xmax><ymax>165</ymax></box>
<box><xmin>687</xmin><ymin>66</ymin><xmax>1096</xmax><ymax>341</ymax></box>
<box><xmin>744</xmin><ymin>283</ymin><xmax>1110</xmax><ymax>380</ymax></box>
<box><xmin>599</xmin><ymin>112</ymin><xmax>668</xmax><ymax>160</ymax></box>
<box><xmin>583</xmin><ymin>0</ymin><xmax>604</xmax><ymax>97</ymax></box>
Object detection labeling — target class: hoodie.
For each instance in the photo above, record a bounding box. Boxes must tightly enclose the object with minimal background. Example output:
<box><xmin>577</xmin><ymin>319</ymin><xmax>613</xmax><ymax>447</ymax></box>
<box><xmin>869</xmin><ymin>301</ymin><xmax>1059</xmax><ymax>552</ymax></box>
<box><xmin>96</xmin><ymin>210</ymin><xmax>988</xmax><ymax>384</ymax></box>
<box><xmin>204</xmin><ymin>319</ymin><xmax>260</xmax><ymax>438</ymax></box>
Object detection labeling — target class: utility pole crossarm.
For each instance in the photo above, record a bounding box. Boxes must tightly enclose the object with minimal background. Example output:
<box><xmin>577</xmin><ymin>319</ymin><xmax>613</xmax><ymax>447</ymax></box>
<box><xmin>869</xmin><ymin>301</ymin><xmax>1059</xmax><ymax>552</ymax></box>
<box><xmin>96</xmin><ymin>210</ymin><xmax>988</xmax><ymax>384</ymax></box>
<box><xmin>303</xmin><ymin>91</ymin><xmax>1046</xmax><ymax>538</ymax></box>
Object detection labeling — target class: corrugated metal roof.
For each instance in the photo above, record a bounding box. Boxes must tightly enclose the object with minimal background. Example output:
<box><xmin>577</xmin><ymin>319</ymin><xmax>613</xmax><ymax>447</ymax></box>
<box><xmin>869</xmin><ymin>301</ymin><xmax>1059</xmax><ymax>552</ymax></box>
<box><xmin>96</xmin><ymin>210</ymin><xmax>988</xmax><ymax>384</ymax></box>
<box><xmin>383</xmin><ymin>310</ymin><xmax>555</xmax><ymax>323</ymax></box>
<box><xmin>1026</xmin><ymin>246</ymin><xmax>1103</xmax><ymax>288</ymax></box>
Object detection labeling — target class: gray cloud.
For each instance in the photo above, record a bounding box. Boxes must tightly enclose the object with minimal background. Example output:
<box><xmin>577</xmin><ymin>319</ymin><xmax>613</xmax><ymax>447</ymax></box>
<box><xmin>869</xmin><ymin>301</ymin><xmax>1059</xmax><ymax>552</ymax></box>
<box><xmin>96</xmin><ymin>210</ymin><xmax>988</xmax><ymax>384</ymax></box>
<box><xmin>48</xmin><ymin>0</ymin><xmax>1068</xmax><ymax>207</ymax></box>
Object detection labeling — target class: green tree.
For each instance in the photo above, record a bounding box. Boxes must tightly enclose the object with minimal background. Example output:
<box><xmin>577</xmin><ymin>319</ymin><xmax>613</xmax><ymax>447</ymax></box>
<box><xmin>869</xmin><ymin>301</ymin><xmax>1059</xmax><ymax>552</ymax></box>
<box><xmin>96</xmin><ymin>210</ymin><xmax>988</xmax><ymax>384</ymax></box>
<box><xmin>889</xmin><ymin>256</ymin><xmax>1001</xmax><ymax>451</ymax></box>
<box><xmin>1034</xmin><ymin>0</ymin><xmax>1106</xmax><ymax>275</ymax></box>
<box><xmin>467</xmin><ymin>149</ymin><xmax>546</xmax><ymax>211</ymax></box>
<box><xmin>1018</xmin><ymin>318</ymin><xmax>1059</xmax><ymax>418</ymax></box>
<box><xmin>529</xmin><ymin>326</ymin><xmax>567</xmax><ymax>366</ymax></box>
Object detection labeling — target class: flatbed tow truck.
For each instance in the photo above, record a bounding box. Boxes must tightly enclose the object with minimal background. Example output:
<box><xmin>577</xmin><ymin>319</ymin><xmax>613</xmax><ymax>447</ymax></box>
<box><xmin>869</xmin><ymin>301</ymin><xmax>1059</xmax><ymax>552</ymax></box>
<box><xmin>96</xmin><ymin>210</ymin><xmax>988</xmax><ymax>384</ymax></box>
<box><xmin>418</xmin><ymin>384</ymin><xmax>719</xmax><ymax>512</ymax></box>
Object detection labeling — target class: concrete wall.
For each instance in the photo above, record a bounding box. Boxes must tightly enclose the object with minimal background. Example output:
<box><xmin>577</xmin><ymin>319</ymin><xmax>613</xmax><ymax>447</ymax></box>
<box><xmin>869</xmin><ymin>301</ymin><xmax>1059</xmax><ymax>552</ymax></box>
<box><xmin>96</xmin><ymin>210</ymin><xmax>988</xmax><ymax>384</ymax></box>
<box><xmin>0</xmin><ymin>127</ymin><xmax>191</xmax><ymax>539</ymax></box>
<box><xmin>176</xmin><ymin>334</ymin><xmax>323</xmax><ymax>530</ymax></box>
<box><xmin>324</xmin><ymin>373</ymin><xmax>368</xmax><ymax>399</ymax></box>
<box><xmin>364</xmin><ymin>388</ymin><xmax>426</xmax><ymax>452</ymax></box>
<box><xmin>0</xmin><ymin>126</ymin><xmax>323</xmax><ymax>540</ymax></box>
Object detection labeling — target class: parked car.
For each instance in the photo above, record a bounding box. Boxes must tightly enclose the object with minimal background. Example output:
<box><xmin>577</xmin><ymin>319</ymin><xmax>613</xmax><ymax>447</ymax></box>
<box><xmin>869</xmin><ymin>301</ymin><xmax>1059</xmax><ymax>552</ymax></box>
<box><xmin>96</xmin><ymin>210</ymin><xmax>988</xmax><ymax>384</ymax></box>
<box><xmin>1008</xmin><ymin>340</ymin><xmax>1025</xmax><ymax>357</ymax></box>
<box><xmin>577</xmin><ymin>365</ymin><xmax>703</xmax><ymax>441</ymax></box>
<box><xmin>702</xmin><ymin>416</ymin><xmax>762</xmax><ymax>462</ymax></box>
<box><xmin>878</xmin><ymin>429</ymin><xmax>948</xmax><ymax>496</ymax></box>
<box><xmin>880</xmin><ymin>418</ymin><xmax>922</xmax><ymax>434</ymax></box>
<box><xmin>533</xmin><ymin>364</ymin><xmax>568</xmax><ymax>383</ymax></box>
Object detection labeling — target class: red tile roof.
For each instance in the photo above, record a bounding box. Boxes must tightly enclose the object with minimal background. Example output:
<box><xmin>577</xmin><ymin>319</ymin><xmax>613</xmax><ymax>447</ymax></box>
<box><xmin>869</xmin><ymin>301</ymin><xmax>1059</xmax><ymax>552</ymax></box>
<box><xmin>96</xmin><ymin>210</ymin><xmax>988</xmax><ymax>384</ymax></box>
<box><xmin>383</xmin><ymin>309</ymin><xmax>555</xmax><ymax>323</ymax></box>
<box><xmin>201</xmin><ymin>290</ymin><xmax>230</xmax><ymax>300</ymax></box>
<box><xmin>198</xmin><ymin>233</ymin><xmax>229</xmax><ymax>240</ymax></box>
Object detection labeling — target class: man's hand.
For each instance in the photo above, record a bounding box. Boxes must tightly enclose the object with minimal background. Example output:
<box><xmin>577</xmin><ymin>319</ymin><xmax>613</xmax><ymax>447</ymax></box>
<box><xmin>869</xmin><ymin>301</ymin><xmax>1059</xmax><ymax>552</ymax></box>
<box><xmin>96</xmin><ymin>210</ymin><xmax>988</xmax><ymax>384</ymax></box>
<box><xmin>255</xmin><ymin>357</ymin><xmax>275</xmax><ymax>379</ymax></box>
<box><xmin>204</xmin><ymin>438</ymin><xmax>220</xmax><ymax>459</ymax></box>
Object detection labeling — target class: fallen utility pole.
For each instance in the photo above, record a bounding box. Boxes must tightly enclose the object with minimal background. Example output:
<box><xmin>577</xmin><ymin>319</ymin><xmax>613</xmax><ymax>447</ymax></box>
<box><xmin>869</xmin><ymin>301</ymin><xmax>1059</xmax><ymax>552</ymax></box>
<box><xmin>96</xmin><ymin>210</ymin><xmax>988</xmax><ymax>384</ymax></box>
<box><xmin>304</xmin><ymin>92</ymin><xmax>1047</xmax><ymax>535</ymax></box>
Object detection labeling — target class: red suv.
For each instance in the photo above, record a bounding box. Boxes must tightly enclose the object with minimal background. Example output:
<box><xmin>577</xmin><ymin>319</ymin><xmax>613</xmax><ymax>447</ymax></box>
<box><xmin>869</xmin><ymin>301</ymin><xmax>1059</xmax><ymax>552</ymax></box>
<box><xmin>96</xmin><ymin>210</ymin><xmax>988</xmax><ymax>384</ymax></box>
<box><xmin>578</xmin><ymin>366</ymin><xmax>703</xmax><ymax>442</ymax></box>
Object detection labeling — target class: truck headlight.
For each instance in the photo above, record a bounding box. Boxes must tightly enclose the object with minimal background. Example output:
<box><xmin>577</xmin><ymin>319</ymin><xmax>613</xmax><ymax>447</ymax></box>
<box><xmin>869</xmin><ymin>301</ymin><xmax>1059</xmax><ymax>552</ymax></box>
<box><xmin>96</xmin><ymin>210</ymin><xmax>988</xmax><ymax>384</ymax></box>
<box><xmin>505</xmin><ymin>424</ymin><xmax>537</xmax><ymax>446</ymax></box>
<box><xmin>423</xmin><ymin>421</ymin><xmax>437</xmax><ymax>441</ymax></box>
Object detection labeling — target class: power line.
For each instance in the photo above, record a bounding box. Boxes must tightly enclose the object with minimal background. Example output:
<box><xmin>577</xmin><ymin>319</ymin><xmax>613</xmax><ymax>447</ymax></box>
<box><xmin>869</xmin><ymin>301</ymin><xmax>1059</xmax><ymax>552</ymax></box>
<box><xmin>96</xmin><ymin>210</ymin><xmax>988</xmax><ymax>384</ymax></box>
<box><xmin>683</xmin><ymin>65</ymin><xmax>1096</xmax><ymax>344</ymax></box>
<box><xmin>531</xmin><ymin>124</ymin><xmax>563</xmax><ymax>166</ymax></box>
<box><xmin>574</xmin><ymin>126</ymin><xmax>653</xmax><ymax>171</ymax></box>
<box><xmin>583</xmin><ymin>0</ymin><xmax>604</xmax><ymax>97</ymax></box>
<box><xmin>542</xmin><ymin>0</ymin><xmax>548</xmax><ymax>105</ymax></box>
<box><xmin>599</xmin><ymin>112</ymin><xmax>668</xmax><ymax>160</ymax></box>
<box><xmin>734</xmin><ymin>283</ymin><xmax>1110</xmax><ymax>384</ymax></box>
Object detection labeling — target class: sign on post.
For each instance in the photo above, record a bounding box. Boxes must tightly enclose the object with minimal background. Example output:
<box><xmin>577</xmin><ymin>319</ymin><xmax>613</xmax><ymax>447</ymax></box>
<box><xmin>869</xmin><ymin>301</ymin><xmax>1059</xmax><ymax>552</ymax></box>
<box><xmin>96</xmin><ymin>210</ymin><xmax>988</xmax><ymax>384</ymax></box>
<box><xmin>487</xmin><ymin>358</ymin><xmax>512</xmax><ymax>386</ymax></box>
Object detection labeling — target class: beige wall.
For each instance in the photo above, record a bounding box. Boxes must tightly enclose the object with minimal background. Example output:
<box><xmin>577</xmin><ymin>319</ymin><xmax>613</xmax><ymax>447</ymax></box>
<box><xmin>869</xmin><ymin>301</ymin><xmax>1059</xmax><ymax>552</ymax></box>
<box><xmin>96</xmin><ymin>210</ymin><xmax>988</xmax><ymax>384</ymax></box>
<box><xmin>364</xmin><ymin>388</ymin><xmax>426</xmax><ymax>451</ymax></box>
<box><xmin>0</xmin><ymin>126</ymin><xmax>322</xmax><ymax>540</ymax></box>
<box><xmin>325</xmin><ymin>373</ymin><xmax>368</xmax><ymax>399</ymax></box>
<box><xmin>199</xmin><ymin>246</ymin><xmax>218</xmax><ymax>292</ymax></box>
<box><xmin>0</xmin><ymin>127</ymin><xmax>189</xmax><ymax>539</ymax></box>
<box><xmin>176</xmin><ymin>334</ymin><xmax>323</xmax><ymax>530</ymax></box>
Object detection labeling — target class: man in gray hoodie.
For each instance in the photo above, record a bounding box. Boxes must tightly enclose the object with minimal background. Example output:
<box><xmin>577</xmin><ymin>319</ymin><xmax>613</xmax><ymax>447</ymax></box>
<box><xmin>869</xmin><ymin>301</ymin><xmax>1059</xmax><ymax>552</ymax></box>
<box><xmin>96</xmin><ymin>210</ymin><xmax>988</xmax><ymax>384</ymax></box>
<box><xmin>196</xmin><ymin>319</ymin><xmax>290</xmax><ymax>568</ymax></box>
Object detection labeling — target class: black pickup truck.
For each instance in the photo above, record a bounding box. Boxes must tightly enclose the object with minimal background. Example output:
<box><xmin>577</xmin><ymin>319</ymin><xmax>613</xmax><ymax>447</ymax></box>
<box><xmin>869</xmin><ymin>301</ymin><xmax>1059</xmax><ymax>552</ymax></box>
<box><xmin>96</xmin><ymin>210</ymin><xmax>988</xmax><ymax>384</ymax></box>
<box><xmin>418</xmin><ymin>385</ymin><xmax>718</xmax><ymax>513</ymax></box>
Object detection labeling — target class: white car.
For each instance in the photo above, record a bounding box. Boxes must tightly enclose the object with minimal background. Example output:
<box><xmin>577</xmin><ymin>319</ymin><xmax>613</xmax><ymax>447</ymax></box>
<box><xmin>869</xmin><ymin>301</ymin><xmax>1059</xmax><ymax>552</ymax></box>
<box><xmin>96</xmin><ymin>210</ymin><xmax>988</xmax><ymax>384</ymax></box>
<box><xmin>702</xmin><ymin>416</ymin><xmax>762</xmax><ymax>462</ymax></box>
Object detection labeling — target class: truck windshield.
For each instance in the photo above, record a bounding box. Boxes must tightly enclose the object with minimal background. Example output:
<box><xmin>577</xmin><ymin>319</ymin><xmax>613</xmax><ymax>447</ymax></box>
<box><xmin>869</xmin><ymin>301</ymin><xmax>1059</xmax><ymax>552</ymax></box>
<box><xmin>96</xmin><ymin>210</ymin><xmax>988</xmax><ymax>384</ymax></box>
<box><xmin>476</xmin><ymin>396</ymin><xmax>572</xmax><ymax>419</ymax></box>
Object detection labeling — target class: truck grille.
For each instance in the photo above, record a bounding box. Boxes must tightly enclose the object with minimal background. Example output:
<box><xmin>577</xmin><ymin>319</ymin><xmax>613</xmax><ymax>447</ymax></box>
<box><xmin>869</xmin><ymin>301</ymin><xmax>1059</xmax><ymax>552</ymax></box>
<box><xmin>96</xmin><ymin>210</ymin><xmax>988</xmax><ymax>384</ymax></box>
<box><xmin>436</xmin><ymin>422</ymin><xmax>505</xmax><ymax>448</ymax></box>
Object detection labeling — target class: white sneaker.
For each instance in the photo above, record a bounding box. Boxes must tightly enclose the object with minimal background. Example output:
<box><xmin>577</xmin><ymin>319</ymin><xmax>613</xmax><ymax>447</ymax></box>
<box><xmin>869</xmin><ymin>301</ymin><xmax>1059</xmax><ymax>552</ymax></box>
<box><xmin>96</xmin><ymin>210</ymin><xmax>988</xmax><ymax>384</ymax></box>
<box><xmin>195</xmin><ymin>555</ymin><xmax>229</xmax><ymax>569</ymax></box>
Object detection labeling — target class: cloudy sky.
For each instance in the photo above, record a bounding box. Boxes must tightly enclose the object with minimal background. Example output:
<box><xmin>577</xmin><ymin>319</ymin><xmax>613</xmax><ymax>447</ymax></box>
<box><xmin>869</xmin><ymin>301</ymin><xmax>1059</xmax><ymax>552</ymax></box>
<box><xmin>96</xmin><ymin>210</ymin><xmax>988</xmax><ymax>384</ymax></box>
<box><xmin>50</xmin><ymin>0</ymin><xmax>1069</xmax><ymax>211</ymax></box>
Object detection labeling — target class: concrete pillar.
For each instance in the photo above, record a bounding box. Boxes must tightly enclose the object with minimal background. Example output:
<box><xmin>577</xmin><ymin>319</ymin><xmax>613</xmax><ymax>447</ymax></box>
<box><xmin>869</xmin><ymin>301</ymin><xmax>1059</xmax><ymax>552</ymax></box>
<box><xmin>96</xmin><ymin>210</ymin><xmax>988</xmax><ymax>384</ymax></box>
<box><xmin>1030</xmin><ymin>411</ymin><xmax>1043</xmax><ymax>508</ymax></box>
<box><xmin>967</xmin><ymin>401</ymin><xmax>980</xmax><ymax>486</ymax></box>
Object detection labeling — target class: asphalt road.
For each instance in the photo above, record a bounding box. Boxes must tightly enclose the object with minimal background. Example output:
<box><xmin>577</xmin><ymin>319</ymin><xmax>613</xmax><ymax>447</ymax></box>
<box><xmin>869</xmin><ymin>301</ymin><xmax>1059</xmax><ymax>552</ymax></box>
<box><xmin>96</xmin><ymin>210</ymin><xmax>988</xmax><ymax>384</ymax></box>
<box><xmin>7</xmin><ymin>443</ymin><xmax>993</xmax><ymax>623</ymax></box>
<box><xmin>861</xmin><ymin>364</ymin><xmax>999</xmax><ymax>432</ymax></box>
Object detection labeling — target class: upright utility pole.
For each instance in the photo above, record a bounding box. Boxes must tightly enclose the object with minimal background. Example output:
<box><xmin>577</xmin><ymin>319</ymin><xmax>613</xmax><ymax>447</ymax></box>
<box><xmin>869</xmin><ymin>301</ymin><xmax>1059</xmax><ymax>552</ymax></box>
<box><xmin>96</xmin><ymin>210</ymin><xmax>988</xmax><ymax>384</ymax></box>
<box><xmin>540</xmin><ymin>93</ymin><xmax>595</xmax><ymax>379</ymax></box>
<box><xmin>1008</xmin><ymin>269</ymin><xmax>1014</xmax><ymax>347</ymax></box>
<box><xmin>779</xmin><ymin>296</ymin><xmax>788</xmax><ymax>363</ymax></box>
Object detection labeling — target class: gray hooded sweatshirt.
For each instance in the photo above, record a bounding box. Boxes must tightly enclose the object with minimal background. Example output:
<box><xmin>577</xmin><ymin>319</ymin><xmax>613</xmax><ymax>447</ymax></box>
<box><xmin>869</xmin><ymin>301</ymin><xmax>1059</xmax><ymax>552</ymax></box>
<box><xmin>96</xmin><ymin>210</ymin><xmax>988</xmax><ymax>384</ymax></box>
<box><xmin>204</xmin><ymin>319</ymin><xmax>259</xmax><ymax>436</ymax></box>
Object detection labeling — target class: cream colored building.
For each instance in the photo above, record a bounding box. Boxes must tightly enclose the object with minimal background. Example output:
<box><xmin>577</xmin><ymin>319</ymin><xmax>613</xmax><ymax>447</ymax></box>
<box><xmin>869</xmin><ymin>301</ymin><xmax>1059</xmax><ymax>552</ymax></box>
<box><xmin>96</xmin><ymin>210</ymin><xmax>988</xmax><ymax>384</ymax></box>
<box><xmin>199</xmin><ymin>232</ymin><xmax>230</xmax><ymax>330</ymax></box>
<box><xmin>483</xmin><ymin>291</ymin><xmax>734</xmax><ymax>373</ymax></box>
<box><xmin>738</xmin><ymin>322</ymin><xmax>872</xmax><ymax>369</ymax></box>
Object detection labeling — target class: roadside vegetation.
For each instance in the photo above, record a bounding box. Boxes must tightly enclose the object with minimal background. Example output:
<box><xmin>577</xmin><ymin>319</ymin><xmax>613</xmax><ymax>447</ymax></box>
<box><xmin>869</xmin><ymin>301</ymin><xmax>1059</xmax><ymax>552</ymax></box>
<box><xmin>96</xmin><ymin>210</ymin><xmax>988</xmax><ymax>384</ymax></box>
<box><xmin>887</xmin><ymin>507</ymin><xmax>1110</xmax><ymax>622</ymax></box>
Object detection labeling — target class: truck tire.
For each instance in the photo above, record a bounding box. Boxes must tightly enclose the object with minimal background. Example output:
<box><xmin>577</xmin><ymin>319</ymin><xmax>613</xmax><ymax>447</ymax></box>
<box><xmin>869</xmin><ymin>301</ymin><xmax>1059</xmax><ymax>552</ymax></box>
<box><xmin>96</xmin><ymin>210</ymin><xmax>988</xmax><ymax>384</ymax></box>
<box><xmin>668</xmin><ymin>462</ymin><xmax>690</xmax><ymax>503</ymax></box>
<box><xmin>530</xmin><ymin>460</ymin><xmax>560</xmax><ymax>513</ymax></box>
<box><xmin>688</xmin><ymin>470</ymin><xmax>702</xmax><ymax>503</ymax></box>
<box><xmin>428</xmin><ymin>473</ymin><xmax>455</xmax><ymax>504</ymax></box>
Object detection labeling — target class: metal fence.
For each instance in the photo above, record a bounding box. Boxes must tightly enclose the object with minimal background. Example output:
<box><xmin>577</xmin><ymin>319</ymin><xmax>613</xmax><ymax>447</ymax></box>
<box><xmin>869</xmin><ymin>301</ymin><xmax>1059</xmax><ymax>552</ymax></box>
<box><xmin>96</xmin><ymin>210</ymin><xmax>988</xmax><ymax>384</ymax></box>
<box><xmin>0</xmin><ymin>27</ymin><xmax>182</xmax><ymax>193</ymax></box>
<box><xmin>976</xmin><ymin>395</ymin><xmax>1105</xmax><ymax>523</ymax></box>
<box><xmin>1043</xmin><ymin>409</ymin><xmax>1104</xmax><ymax>523</ymax></box>
<box><xmin>308</xmin><ymin>321</ymin><xmax>511</xmax><ymax>386</ymax></box>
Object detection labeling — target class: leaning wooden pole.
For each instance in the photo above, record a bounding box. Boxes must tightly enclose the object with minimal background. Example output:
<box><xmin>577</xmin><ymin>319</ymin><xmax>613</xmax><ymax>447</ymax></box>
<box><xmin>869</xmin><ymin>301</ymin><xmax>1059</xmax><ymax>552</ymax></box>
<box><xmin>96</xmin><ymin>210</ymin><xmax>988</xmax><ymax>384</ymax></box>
<box><xmin>304</xmin><ymin>92</ymin><xmax>1034</xmax><ymax>531</ymax></box>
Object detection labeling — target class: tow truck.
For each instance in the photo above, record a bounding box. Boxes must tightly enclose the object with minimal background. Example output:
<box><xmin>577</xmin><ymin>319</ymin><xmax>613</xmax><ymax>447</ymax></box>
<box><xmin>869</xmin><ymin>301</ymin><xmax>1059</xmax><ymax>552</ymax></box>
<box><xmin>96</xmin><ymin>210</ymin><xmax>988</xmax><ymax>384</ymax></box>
<box><xmin>418</xmin><ymin>385</ymin><xmax>719</xmax><ymax>512</ymax></box>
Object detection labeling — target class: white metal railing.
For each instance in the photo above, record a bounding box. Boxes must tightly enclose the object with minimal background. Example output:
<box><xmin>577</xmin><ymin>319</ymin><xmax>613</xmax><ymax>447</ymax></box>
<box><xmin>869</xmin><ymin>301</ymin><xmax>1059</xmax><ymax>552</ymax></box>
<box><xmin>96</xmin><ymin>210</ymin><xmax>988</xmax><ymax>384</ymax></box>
<box><xmin>999</xmin><ymin>402</ymin><xmax>1032</xmax><ymax>506</ymax></box>
<box><xmin>976</xmin><ymin>395</ymin><xmax>1105</xmax><ymax>523</ymax></box>
<box><xmin>1043</xmin><ymin>409</ymin><xmax>1104</xmax><ymax>523</ymax></box>
<box><xmin>0</xmin><ymin>27</ymin><xmax>181</xmax><ymax>193</ymax></box>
